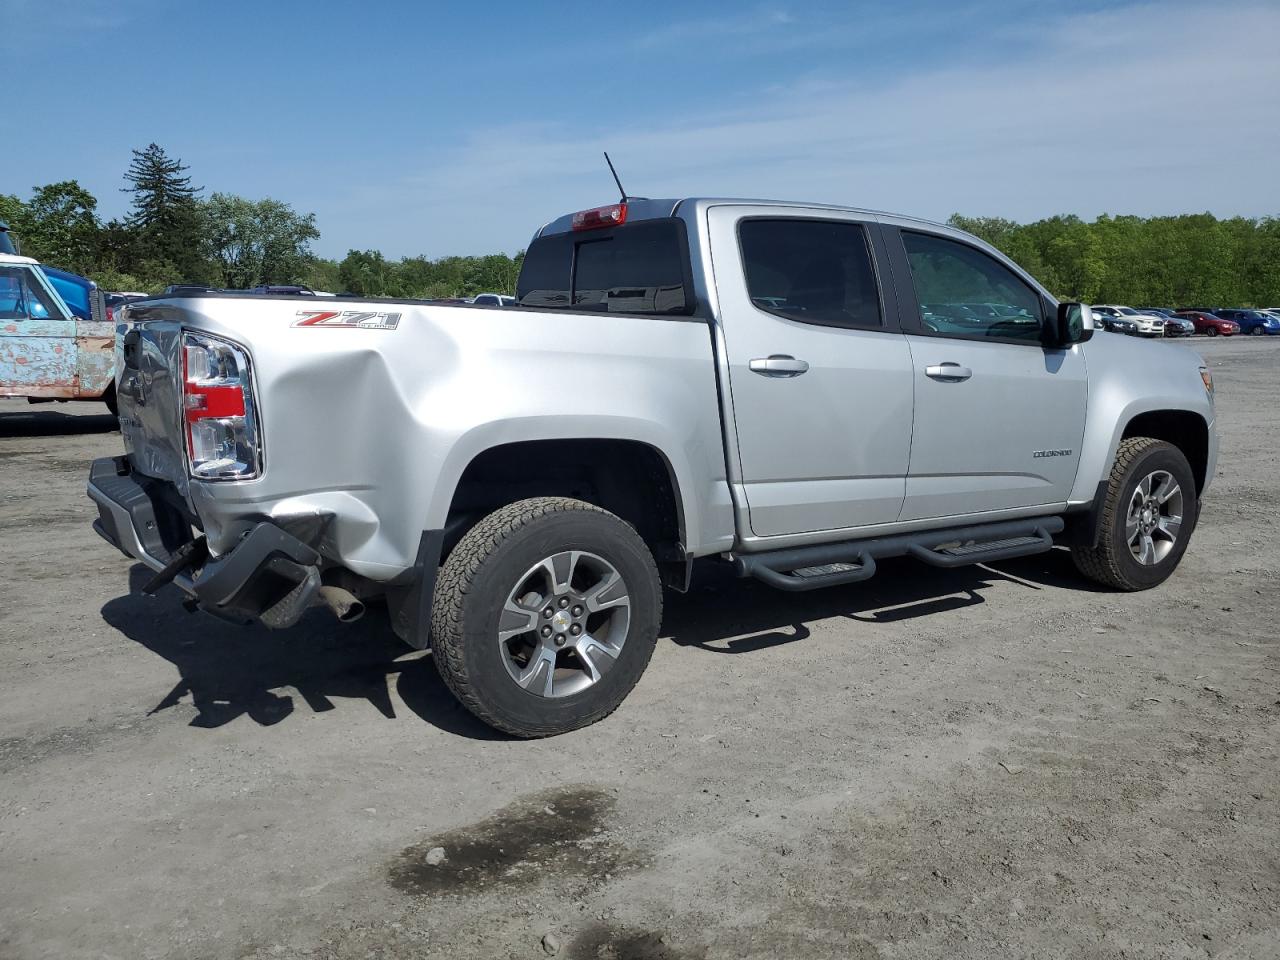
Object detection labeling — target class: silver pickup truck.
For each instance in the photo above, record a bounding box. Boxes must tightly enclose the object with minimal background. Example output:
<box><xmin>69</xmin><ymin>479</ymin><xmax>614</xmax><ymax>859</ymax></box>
<box><xmin>88</xmin><ymin>198</ymin><xmax>1217</xmax><ymax>737</ymax></box>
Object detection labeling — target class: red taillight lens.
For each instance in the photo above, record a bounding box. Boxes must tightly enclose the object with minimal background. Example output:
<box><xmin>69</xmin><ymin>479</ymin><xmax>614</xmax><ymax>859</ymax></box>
<box><xmin>572</xmin><ymin>203</ymin><xmax>628</xmax><ymax>231</ymax></box>
<box><xmin>184</xmin><ymin>383</ymin><xmax>246</xmax><ymax>421</ymax></box>
<box><xmin>181</xmin><ymin>331</ymin><xmax>260</xmax><ymax>480</ymax></box>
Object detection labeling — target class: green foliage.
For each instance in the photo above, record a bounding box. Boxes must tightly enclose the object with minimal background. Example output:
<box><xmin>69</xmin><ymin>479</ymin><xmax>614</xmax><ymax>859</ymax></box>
<box><xmin>23</xmin><ymin>181</ymin><xmax>101</xmax><ymax>274</ymax></box>
<box><xmin>332</xmin><ymin>249</ymin><xmax>523</xmax><ymax>299</ymax></box>
<box><xmin>203</xmin><ymin>193</ymin><xmax>320</xmax><ymax>288</ymax></box>
<box><xmin>949</xmin><ymin>211</ymin><xmax>1280</xmax><ymax>306</ymax></box>
<box><xmin>10</xmin><ymin>145</ymin><xmax>1271</xmax><ymax>308</ymax></box>
<box><xmin>122</xmin><ymin>143</ymin><xmax>207</xmax><ymax>280</ymax></box>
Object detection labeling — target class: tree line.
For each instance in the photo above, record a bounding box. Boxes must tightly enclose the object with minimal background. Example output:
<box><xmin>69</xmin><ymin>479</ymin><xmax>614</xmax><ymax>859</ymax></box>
<box><xmin>0</xmin><ymin>143</ymin><xmax>523</xmax><ymax>298</ymax></box>
<box><xmin>2</xmin><ymin>142</ymin><xmax>1276</xmax><ymax>306</ymax></box>
<box><xmin>948</xmin><ymin>213</ymin><xmax>1280</xmax><ymax>307</ymax></box>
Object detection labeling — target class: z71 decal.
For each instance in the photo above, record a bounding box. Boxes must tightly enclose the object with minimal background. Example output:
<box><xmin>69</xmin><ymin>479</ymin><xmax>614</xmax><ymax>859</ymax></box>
<box><xmin>293</xmin><ymin>310</ymin><xmax>401</xmax><ymax>330</ymax></box>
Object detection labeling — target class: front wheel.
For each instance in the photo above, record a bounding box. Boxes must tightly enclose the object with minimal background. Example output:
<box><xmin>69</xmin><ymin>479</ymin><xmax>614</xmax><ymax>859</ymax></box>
<box><xmin>1250</xmin><ymin>326</ymin><xmax>1264</xmax><ymax>336</ymax></box>
<box><xmin>1071</xmin><ymin>438</ymin><xmax>1198</xmax><ymax>591</ymax></box>
<box><xmin>1205</xmin><ymin>326</ymin><xmax>1218</xmax><ymax>337</ymax></box>
<box><xmin>430</xmin><ymin>497</ymin><xmax>662</xmax><ymax>737</ymax></box>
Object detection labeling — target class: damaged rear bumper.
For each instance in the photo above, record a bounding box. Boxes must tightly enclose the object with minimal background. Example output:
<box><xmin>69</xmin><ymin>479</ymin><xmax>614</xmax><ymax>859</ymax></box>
<box><xmin>87</xmin><ymin>456</ymin><xmax>324</xmax><ymax>627</ymax></box>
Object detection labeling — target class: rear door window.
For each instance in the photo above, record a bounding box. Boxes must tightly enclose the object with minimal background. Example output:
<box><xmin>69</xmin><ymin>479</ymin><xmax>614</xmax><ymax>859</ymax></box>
<box><xmin>737</xmin><ymin>219</ymin><xmax>883</xmax><ymax>330</ymax></box>
<box><xmin>517</xmin><ymin>218</ymin><xmax>693</xmax><ymax>315</ymax></box>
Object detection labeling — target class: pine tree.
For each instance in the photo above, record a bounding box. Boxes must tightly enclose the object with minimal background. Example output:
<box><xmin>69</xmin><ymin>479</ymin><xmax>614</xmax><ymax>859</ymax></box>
<box><xmin>122</xmin><ymin>143</ymin><xmax>199</xmax><ymax>228</ymax></box>
<box><xmin>120</xmin><ymin>143</ymin><xmax>209</xmax><ymax>281</ymax></box>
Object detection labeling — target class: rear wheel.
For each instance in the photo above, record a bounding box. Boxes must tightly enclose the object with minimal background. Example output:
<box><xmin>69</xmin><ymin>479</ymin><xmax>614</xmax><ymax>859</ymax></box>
<box><xmin>430</xmin><ymin>497</ymin><xmax>662</xmax><ymax>737</ymax></box>
<box><xmin>1071</xmin><ymin>438</ymin><xmax>1197</xmax><ymax>591</ymax></box>
<box><xmin>1205</xmin><ymin>326</ymin><xmax>1218</xmax><ymax>337</ymax></box>
<box><xmin>103</xmin><ymin>384</ymin><xmax>118</xmax><ymax>417</ymax></box>
<box><xmin>1250</xmin><ymin>325</ymin><xmax>1264</xmax><ymax>336</ymax></box>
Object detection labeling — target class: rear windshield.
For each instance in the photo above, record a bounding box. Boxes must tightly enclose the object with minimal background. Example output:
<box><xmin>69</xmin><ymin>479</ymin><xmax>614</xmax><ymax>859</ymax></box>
<box><xmin>517</xmin><ymin>218</ymin><xmax>693</xmax><ymax>315</ymax></box>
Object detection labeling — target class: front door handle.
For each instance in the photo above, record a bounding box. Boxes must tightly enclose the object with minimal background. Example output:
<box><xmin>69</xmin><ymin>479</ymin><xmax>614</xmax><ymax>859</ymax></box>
<box><xmin>925</xmin><ymin>362</ymin><xmax>972</xmax><ymax>382</ymax></box>
<box><xmin>750</xmin><ymin>355</ymin><xmax>809</xmax><ymax>377</ymax></box>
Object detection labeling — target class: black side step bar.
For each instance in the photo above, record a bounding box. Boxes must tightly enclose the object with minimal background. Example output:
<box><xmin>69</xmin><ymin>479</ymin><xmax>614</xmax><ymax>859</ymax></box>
<box><xmin>735</xmin><ymin>517</ymin><xmax>1064</xmax><ymax>592</ymax></box>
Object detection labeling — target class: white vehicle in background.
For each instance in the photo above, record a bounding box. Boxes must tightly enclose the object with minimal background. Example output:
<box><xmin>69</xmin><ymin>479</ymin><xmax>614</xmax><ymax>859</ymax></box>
<box><xmin>1092</xmin><ymin>305</ymin><xmax>1166</xmax><ymax>337</ymax></box>
<box><xmin>471</xmin><ymin>292</ymin><xmax>517</xmax><ymax>306</ymax></box>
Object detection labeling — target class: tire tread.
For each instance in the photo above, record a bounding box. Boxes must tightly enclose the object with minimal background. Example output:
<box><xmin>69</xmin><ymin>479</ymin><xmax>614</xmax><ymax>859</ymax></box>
<box><xmin>430</xmin><ymin>497</ymin><xmax>660</xmax><ymax>738</ymax></box>
<box><xmin>1071</xmin><ymin>437</ymin><xmax>1183</xmax><ymax>590</ymax></box>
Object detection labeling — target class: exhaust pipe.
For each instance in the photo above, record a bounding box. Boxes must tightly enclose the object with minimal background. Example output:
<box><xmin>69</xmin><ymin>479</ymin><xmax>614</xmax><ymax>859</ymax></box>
<box><xmin>317</xmin><ymin>585</ymin><xmax>365</xmax><ymax>623</ymax></box>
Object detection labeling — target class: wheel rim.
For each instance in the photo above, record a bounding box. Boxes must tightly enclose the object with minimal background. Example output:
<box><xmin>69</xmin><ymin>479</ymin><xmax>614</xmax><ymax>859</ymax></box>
<box><xmin>1125</xmin><ymin>470</ymin><xmax>1184</xmax><ymax>566</ymax></box>
<box><xmin>497</xmin><ymin>551</ymin><xmax>631</xmax><ymax>698</ymax></box>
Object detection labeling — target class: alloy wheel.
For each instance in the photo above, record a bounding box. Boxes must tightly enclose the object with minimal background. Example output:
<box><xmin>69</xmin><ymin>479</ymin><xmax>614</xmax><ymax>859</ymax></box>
<box><xmin>497</xmin><ymin>551</ymin><xmax>631</xmax><ymax>698</ymax></box>
<box><xmin>1126</xmin><ymin>470</ymin><xmax>1183</xmax><ymax>566</ymax></box>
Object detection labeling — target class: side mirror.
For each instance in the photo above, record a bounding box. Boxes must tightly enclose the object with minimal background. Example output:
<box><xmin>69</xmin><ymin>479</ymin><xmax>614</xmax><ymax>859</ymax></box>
<box><xmin>1055</xmin><ymin>302</ymin><xmax>1095</xmax><ymax>345</ymax></box>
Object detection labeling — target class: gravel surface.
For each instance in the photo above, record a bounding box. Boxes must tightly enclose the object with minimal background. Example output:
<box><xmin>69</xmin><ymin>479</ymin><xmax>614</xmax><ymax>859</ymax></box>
<box><xmin>1</xmin><ymin>336</ymin><xmax>1277</xmax><ymax>960</ymax></box>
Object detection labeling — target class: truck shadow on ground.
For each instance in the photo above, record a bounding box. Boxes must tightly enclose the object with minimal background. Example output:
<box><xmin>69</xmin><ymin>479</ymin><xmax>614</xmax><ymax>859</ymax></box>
<box><xmin>99</xmin><ymin>548</ymin><xmax>1100</xmax><ymax>739</ymax></box>
<box><xmin>100</xmin><ymin>566</ymin><xmax>504</xmax><ymax>740</ymax></box>
<box><xmin>664</xmin><ymin>547</ymin><xmax>1103</xmax><ymax>654</ymax></box>
<box><xmin>0</xmin><ymin>407</ymin><xmax>118</xmax><ymax>437</ymax></box>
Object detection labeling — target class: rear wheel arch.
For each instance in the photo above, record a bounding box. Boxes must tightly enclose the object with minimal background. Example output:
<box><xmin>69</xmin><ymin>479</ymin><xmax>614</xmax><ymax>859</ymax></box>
<box><xmin>440</xmin><ymin>438</ymin><xmax>688</xmax><ymax>583</ymax></box>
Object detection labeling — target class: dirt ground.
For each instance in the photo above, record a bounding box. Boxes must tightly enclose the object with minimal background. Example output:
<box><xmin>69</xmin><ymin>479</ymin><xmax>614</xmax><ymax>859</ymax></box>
<box><xmin>1</xmin><ymin>336</ymin><xmax>1277</xmax><ymax>960</ymax></box>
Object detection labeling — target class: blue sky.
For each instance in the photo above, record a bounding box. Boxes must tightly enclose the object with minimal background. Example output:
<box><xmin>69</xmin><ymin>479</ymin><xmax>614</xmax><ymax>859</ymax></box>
<box><xmin>6</xmin><ymin>0</ymin><xmax>1278</xmax><ymax>259</ymax></box>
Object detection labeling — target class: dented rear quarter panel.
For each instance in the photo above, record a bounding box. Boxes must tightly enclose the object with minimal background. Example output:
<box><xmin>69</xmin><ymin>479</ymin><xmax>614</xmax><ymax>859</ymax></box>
<box><xmin>117</xmin><ymin>297</ymin><xmax>738</xmax><ymax>580</ymax></box>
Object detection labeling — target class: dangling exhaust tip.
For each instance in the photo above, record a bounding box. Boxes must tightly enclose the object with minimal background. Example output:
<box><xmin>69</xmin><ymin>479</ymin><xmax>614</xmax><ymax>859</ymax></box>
<box><xmin>317</xmin><ymin>585</ymin><xmax>365</xmax><ymax>623</ymax></box>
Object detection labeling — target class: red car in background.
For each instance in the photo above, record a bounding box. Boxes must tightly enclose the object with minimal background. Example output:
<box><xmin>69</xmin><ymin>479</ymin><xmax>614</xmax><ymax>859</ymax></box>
<box><xmin>1177</xmin><ymin>310</ymin><xmax>1239</xmax><ymax>337</ymax></box>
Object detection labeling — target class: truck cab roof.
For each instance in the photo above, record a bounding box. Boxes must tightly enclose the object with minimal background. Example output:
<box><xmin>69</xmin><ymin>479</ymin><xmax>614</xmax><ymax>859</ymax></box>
<box><xmin>535</xmin><ymin>198</ymin><xmax>954</xmax><ymax>239</ymax></box>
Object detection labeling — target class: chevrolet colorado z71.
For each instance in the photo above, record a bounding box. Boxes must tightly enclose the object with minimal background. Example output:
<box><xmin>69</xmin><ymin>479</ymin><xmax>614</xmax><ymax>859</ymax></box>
<box><xmin>88</xmin><ymin>198</ymin><xmax>1217</xmax><ymax>737</ymax></box>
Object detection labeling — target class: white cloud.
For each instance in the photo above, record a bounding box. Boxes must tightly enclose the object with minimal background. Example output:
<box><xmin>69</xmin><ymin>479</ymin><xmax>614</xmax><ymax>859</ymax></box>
<box><xmin>310</xmin><ymin>2</ymin><xmax>1280</xmax><ymax>259</ymax></box>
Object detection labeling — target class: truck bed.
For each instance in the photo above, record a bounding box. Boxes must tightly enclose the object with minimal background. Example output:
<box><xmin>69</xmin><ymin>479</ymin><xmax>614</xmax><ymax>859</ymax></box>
<box><xmin>113</xmin><ymin>295</ymin><xmax>735</xmax><ymax>579</ymax></box>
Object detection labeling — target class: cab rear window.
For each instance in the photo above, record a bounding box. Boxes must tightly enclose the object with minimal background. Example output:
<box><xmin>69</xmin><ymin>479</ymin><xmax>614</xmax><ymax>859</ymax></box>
<box><xmin>517</xmin><ymin>218</ymin><xmax>694</xmax><ymax>316</ymax></box>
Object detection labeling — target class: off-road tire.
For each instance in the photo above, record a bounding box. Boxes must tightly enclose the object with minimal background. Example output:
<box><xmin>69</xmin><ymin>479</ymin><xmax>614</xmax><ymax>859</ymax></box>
<box><xmin>1071</xmin><ymin>437</ymin><xmax>1198</xmax><ymax>591</ymax></box>
<box><xmin>430</xmin><ymin>497</ymin><xmax>662</xmax><ymax>737</ymax></box>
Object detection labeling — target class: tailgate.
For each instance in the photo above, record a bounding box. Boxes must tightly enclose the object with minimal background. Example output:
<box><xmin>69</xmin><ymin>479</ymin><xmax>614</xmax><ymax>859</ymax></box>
<box><xmin>115</xmin><ymin>307</ymin><xmax>191</xmax><ymax>498</ymax></box>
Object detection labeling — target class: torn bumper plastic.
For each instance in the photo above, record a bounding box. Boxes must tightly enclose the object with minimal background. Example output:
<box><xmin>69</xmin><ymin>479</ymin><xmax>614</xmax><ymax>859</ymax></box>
<box><xmin>87</xmin><ymin>456</ymin><xmax>322</xmax><ymax>627</ymax></box>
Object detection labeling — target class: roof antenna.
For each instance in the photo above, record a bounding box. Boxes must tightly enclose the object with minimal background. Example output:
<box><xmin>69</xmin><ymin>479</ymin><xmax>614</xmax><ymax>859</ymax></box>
<box><xmin>603</xmin><ymin>152</ymin><xmax>644</xmax><ymax>203</ymax></box>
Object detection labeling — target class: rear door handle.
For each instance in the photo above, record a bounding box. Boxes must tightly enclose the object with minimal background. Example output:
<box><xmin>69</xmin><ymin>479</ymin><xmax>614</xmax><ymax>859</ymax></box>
<box><xmin>750</xmin><ymin>355</ymin><xmax>809</xmax><ymax>377</ymax></box>
<box><xmin>925</xmin><ymin>362</ymin><xmax>972</xmax><ymax>382</ymax></box>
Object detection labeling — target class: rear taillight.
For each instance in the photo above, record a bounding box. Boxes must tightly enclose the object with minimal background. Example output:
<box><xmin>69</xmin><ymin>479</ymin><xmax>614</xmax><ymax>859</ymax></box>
<box><xmin>181</xmin><ymin>331</ymin><xmax>261</xmax><ymax>480</ymax></box>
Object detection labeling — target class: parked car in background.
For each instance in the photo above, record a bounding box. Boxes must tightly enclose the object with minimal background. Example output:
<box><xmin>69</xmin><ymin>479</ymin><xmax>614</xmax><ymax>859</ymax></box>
<box><xmin>471</xmin><ymin>292</ymin><xmax>517</xmax><ymax>306</ymax></box>
<box><xmin>163</xmin><ymin>284</ymin><xmax>221</xmax><ymax>296</ymax></box>
<box><xmin>1213</xmin><ymin>309</ymin><xmax>1280</xmax><ymax>336</ymax></box>
<box><xmin>40</xmin><ymin>265</ymin><xmax>105</xmax><ymax>324</ymax></box>
<box><xmin>244</xmin><ymin>285</ymin><xmax>337</xmax><ymax>297</ymax></box>
<box><xmin>0</xmin><ymin>254</ymin><xmax>116</xmax><ymax>413</ymax></box>
<box><xmin>1139</xmin><ymin>308</ymin><xmax>1190</xmax><ymax>335</ymax></box>
<box><xmin>1176</xmin><ymin>310</ymin><xmax>1238</xmax><ymax>337</ymax></box>
<box><xmin>0</xmin><ymin>221</ymin><xmax>15</xmax><ymax>255</ymax></box>
<box><xmin>1092</xmin><ymin>305</ymin><xmax>1166</xmax><ymax>337</ymax></box>
<box><xmin>1140</xmin><ymin>309</ymin><xmax>1195</xmax><ymax>337</ymax></box>
<box><xmin>104</xmin><ymin>292</ymin><xmax>145</xmax><ymax>323</ymax></box>
<box><xmin>1097</xmin><ymin>314</ymin><xmax>1141</xmax><ymax>336</ymax></box>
